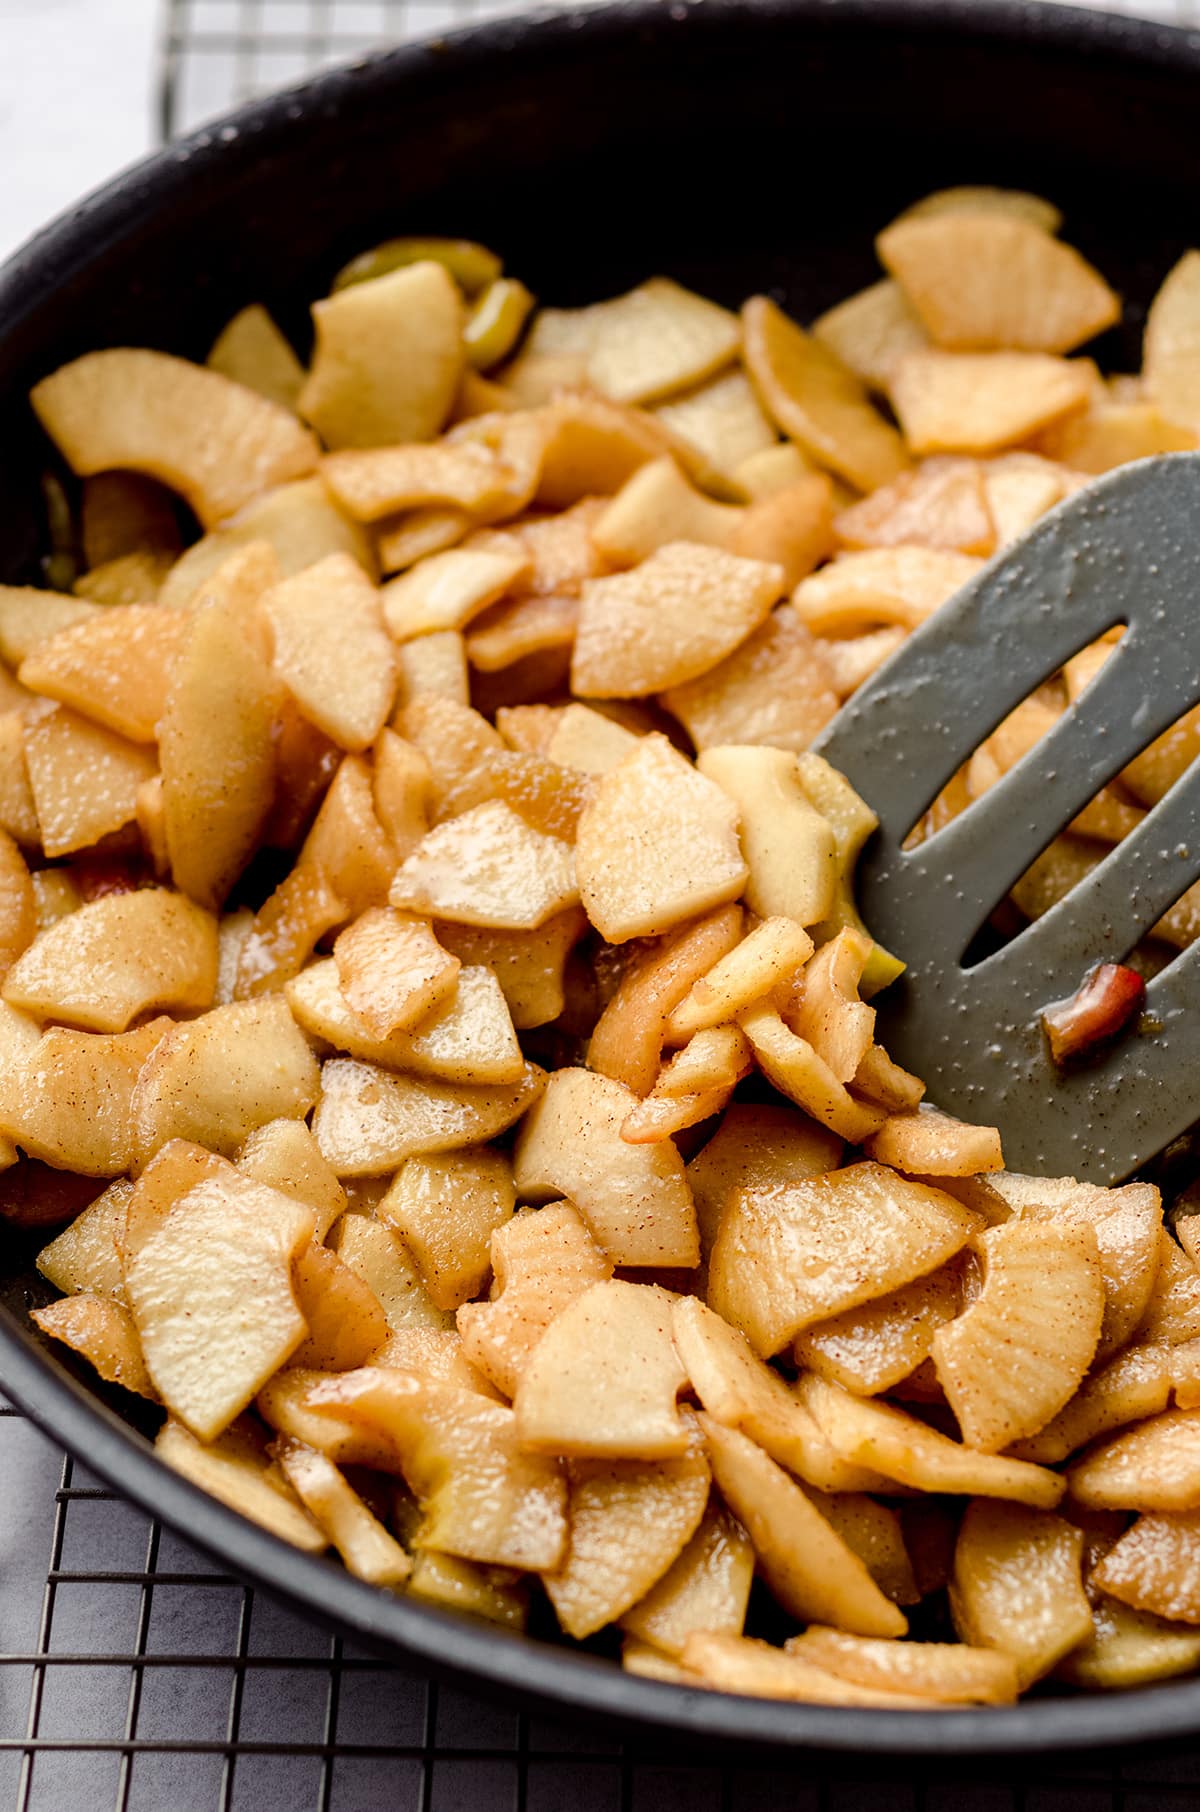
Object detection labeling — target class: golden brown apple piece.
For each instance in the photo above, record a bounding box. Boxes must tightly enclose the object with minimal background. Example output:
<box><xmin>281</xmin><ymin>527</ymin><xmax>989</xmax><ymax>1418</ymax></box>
<box><xmin>890</xmin><ymin>350</ymin><xmax>1093</xmax><ymax>456</ymax></box>
<box><xmin>588</xmin><ymin>904</ymin><xmax>743</xmax><ymax>1096</ymax></box>
<box><xmin>24</xmin><ymin>704</ymin><xmax>157</xmax><ymax>857</ymax></box>
<box><xmin>19</xmin><ymin>605</ymin><xmax>187</xmax><ymax>742</ymax></box>
<box><xmin>685</xmin><ymin>1101</ymin><xmax>842</xmax><ymax>1272</ymax></box>
<box><xmin>390</xmin><ymin>800</ymin><xmax>577</xmax><ymax>930</ymax></box>
<box><xmin>261</xmin><ymin>554</ymin><xmax>396</xmax><ymax>752</ymax></box>
<box><xmin>432</xmin><ymin>909</ymin><xmax>585</xmax><ymax>1031</ymax></box>
<box><xmin>31</xmin><ymin>349</ymin><xmax>318</xmax><ymax>527</ymax></box>
<box><xmin>679</xmin><ymin>1632</ymin><xmax>930</xmax><ymax>1706</ymax></box>
<box><xmin>515</xmin><ymin>1280</ymin><xmax>689</xmax><ymax>1459</ymax></box>
<box><xmin>207</xmin><ymin>304</ymin><xmax>305</xmax><ymax>411</ymax></box>
<box><xmin>456</xmin><ymin>1201</ymin><xmax>612</xmax><ymax>1399</ymax></box>
<box><xmin>619</xmin><ymin>1501</ymin><xmax>754</xmax><ymax>1656</ymax></box>
<box><xmin>289</xmin><ymin>1243</ymin><xmax>389</xmax><ymax>1371</ymax></box>
<box><xmin>37</xmin><ymin>1179</ymin><xmax>132</xmax><ymax>1301</ymax></box>
<box><xmin>1009</xmin><ymin>1344</ymin><xmax>1177</xmax><ymax>1466</ymax></box>
<box><xmin>513</xmin><ymin>1066</ymin><xmax>699</xmax><ymax>1267</ymax></box>
<box><xmin>1060</xmin><ymin>1589</ymin><xmax>1200</xmax><ymax>1688</ymax></box>
<box><xmin>382</xmin><ymin>546</ymin><xmax>529</xmax><ymax>639</ymax></box>
<box><xmin>708</xmin><ymin>1161</ymin><xmax>975</xmax><ymax>1356</ymax></box>
<box><xmin>378</xmin><ymin>1146</ymin><xmax>514</xmax><ymax>1310</ymax></box>
<box><xmin>0</xmin><ymin>1017</ymin><xmax>170</xmax><ymax>1176</ymax></box>
<box><xmin>31</xmin><ymin>1294</ymin><xmax>157</xmax><ymax>1399</ymax></box>
<box><xmin>812</xmin><ymin>278</ymin><xmax>930</xmax><ymax>392</ymax></box>
<box><xmin>329</xmin><ymin>1214</ymin><xmax>450</xmax><ymax>1334</ymax></box>
<box><xmin>591</xmin><ymin>457</ymin><xmax>743</xmax><ymax>567</ymax></box>
<box><xmin>651</xmin><ymin>367</ymin><xmax>777</xmax><ymax>475</ymax></box>
<box><xmin>333</xmin><ymin>909</ymin><xmax>460</xmax><ymax>1038</ymax></box>
<box><xmin>1068</xmin><ymin>1407</ymin><xmax>1200</xmax><ymax>1511</ymax></box>
<box><xmin>236</xmin><ymin>1118</ymin><xmax>346</xmax><ymax>1241</ymax></box>
<box><xmin>791</xmin><ymin>546</ymin><xmax>984</xmax><ymax>637</ymax></box>
<box><xmin>785</xmin><ymin>1627</ymin><xmax>1018</xmax><ymax>1706</ymax></box>
<box><xmin>1144</xmin><ymin>251</ymin><xmax>1200</xmax><ymax>432</ymax></box>
<box><xmin>158</xmin><ymin>476</ymin><xmax>376</xmax><ymax>610</ymax></box>
<box><xmin>659</xmin><ymin>607</ymin><xmax>839</xmax><ymax>759</ymax></box>
<box><xmin>795</xmin><ymin>1262</ymin><xmax>964</xmax><ymax>1397</ymax></box>
<box><xmin>288</xmin><ymin>959</ymin><xmax>523</xmax><ymax>1084</ymax></box>
<box><xmin>527</xmin><ymin>278</ymin><xmax>739</xmax><ymax>406</ymax></box>
<box><xmin>272</xmin><ymin>1437</ymin><xmax>411</xmax><ymax>1587</ymax></box>
<box><xmin>950</xmin><ymin>1499</ymin><xmax>1093</xmax><ymax>1687</ymax></box>
<box><xmin>737</xmin><ymin>1006</ymin><xmax>886</xmax><ymax>1144</ymax></box>
<box><xmin>312</xmin><ymin>1056</ymin><xmax>545</xmax><ymax>1176</ymax></box>
<box><xmin>156</xmin><ymin>1416</ymin><xmax>325</xmax><ymax>1549</ymax></box>
<box><xmin>1092</xmin><ymin>1510</ymin><xmax>1200</xmax><ymax>1625</ymax></box>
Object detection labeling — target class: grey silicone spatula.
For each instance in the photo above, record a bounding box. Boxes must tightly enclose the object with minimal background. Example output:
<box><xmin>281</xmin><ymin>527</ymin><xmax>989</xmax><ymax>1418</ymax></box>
<box><xmin>813</xmin><ymin>451</ymin><xmax>1200</xmax><ymax>1186</ymax></box>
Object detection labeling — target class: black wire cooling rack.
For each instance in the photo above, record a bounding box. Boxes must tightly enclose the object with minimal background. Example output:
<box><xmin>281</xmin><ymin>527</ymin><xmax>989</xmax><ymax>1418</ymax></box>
<box><xmin>5</xmin><ymin>1</ymin><xmax>1200</xmax><ymax>1807</ymax></box>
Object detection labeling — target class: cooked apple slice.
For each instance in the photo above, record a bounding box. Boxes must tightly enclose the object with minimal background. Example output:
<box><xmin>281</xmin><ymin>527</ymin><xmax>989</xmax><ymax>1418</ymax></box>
<box><xmin>528</xmin><ymin>278</ymin><xmax>739</xmax><ymax>406</ymax></box>
<box><xmin>0</xmin><ymin>724</ymin><xmax>37</xmax><ymax>848</ymax></box>
<box><xmin>679</xmin><ymin>1632</ymin><xmax>929</xmax><ymax>1705</ymax></box>
<box><xmin>31</xmin><ymin>1294</ymin><xmax>157</xmax><ymax>1398</ymax></box>
<box><xmin>792</xmin><ymin>545</ymin><xmax>982</xmax><ymax>638</ymax></box>
<box><xmin>390</xmin><ymin>799</ymin><xmax>577</xmax><ymax>930</ymax></box>
<box><xmin>0</xmin><ymin>829</ymin><xmax>34</xmax><ymax>981</ymax></box>
<box><xmin>273</xmin><ymin>1437</ymin><xmax>411</xmax><ymax>1587</ymax></box>
<box><xmin>0</xmin><ymin>1018</ymin><xmax>169</xmax><ymax>1176</ymax></box>
<box><xmin>0</xmin><ymin>588</ymin><xmax>99</xmax><ymax>668</ymax></box>
<box><xmin>812</xmin><ymin>1491</ymin><xmax>918</xmax><ymax>1606</ymax></box>
<box><xmin>236</xmin><ymin>1118</ymin><xmax>345</xmax><ymax>1241</ymax></box>
<box><xmin>159</xmin><ymin>477</ymin><xmax>375</xmax><ymax>610</ymax></box>
<box><xmin>288</xmin><ymin>1242</ymin><xmax>388</xmax><ymax>1371</ymax></box>
<box><xmin>619</xmin><ymin>1501</ymin><xmax>755</xmax><ymax>1656</ymax></box>
<box><xmin>575</xmin><ymin>735</ymin><xmax>746</xmax><ymax>943</ymax></box>
<box><xmin>544</xmin><ymin>703</ymin><xmax>640</xmax><ymax>775</ymax></box>
<box><xmin>878</xmin><ymin>214</ymin><xmax>1118</xmax><ymax>353</ymax></box>
<box><xmin>1136</xmin><ymin>1233</ymin><xmax>1200</xmax><ymax>1346</ymax></box>
<box><xmin>119</xmin><ymin>1139</ymin><xmax>227</xmax><ymax>1260</ymax></box>
<box><xmin>19</xmin><ymin>605</ymin><xmax>188</xmax><ymax>742</ymax></box>
<box><xmin>156</xmin><ymin>1417</ymin><xmax>325</xmax><ymax>1550</ymax></box>
<box><xmin>288</xmin><ymin>958</ymin><xmax>523</xmax><ymax>1084</ymax></box>
<box><xmin>812</xmin><ymin>278</ymin><xmax>930</xmax><ymax>391</ymax></box>
<box><xmin>786</xmin><ymin>1626</ymin><xmax>1018</xmax><ymax>1706</ymax></box>
<box><xmin>329</xmin><ymin>1214</ymin><xmax>450</xmax><ymax>1334</ymax></box>
<box><xmin>652</xmin><ymin>368</ymin><xmax>777</xmax><ymax>474</ymax></box>
<box><xmin>303</xmin><ymin>1365</ymin><xmax>567</xmax><ymax>1570</ymax></box>
<box><xmin>434</xmin><ymin>908</ymin><xmax>585</xmax><ymax>1032</ymax></box>
<box><xmin>324</xmin><ymin>441</ymin><xmax>516</xmax><ymax>526</ymax></box>
<box><xmin>591</xmin><ymin>458</ymin><xmax>743</xmax><ymax>566</ymax></box>
<box><xmin>701</xmin><ymin>1416</ymin><xmax>905</xmax><ymax>1636</ymax></box>
<box><xmin>299</xmin><ymin>261</ymin><xmax>464</xmax><ymax>449</ymax></box>
<box><xmin>950</xmin><ymin>1499</ymin><xmax>1093</xmax><ymax>1687</ymax></box>
<box><xmin>515</xmin><ymin>1280</ymin><xmax>688</xmax><ymax>1459</ymax></box>
<box><xmin>621</xmin><ymin>1027</ymin><xmax>751</xmax><ymax>1143</ymax></box>
<box><xmin>3</xmin><ymin>888</ymin><xmax>217</xmax><ymax>1031</ymax></box>
<box><xmin>207</xmin><ymin>304</ymin><xmax>304</xmax><ymax>411</ymax></box>
<box><xmin>24</xmin><ymin>704</ymin><xmax>157</xmax><ymax>857</ymax></box>
<box><xmin>1060</xmin><ymin>1587</ymin><xmax>1200</xmax><ymax>1687</ymax></box>
<box><xmin>1092</xmin><ymin>1510</ymin><xmax>1200</xmax><ymax>1625</ymax></box>
<box><xmin>378</xmin><ymin>1146</ymin><xmax>514</xmax><ymax>1310</ymax></box>
<box><xmin>660</xmin><ymin>606</ymin><xmax>840</xmax><ymax>757</ymax></box>
<box><xmin>330</xmin><ymin>907</ymin><xmax>458</xmax><ymax>1039</ymax></box>
<box><xmin>260</xmin><ymin>553</ymin><xmax>396</xmax><ymax>751</ymax></box>
<box><xmin>1144</xmin><ymin>250</ymin><xmax>1200</xmax><ymax>432</ymax></box>
<box><xmin>696</xmin><ymin>745</ymin><xmax>838</xmax><ymax>930</ymax></box>
<box><xmin>1009</xmin><ymin>1344</ymin><xmax>1176</xmax><ymax>1465</ymax></box>
<box><xmin>313</xmin><ymin>1055</ymin><xmax>544</xmax><ymax>1175</ymax></box>
<box><xmin>130</xmin><ymin>996</ymin><xmax>319</xmax><ymax>1167</ymax></box>
<box><xmin>865</xmin><ymin>1106</ymin><xmax>1003</xmax><ymax>1177</ymax></box>
<box><xmin>1067</xmin><ymin>1408</ymin><xmax>1200</xmax><ymax>1511</ymax></box>
<box><xmin>894</xmin><ymin>185</ymin><xmax>1062</xmax><ymax>232</ymax></box>
<box><xmin>466</xmin><ymin>593</ymin><xmax>580</xmax><ymax>673</ymax></box>
<box><xmin>456</xmin><ymin>1202</ymin><xmax>612</xmax><ymax>1398</ymax></box>
<box><xmin>381</xmin><ymin>546</ymin><xmax>529</xmax><ymax>641</ymax></box>
<box><xmin>295</xmin><ymin>751</ymin><xmax>396</xmax><ymax>923</ymax></box>
<box><xmin>513</xmin><ymin>1066</ymin><xmax>699</xmax><ymax>1267</ymax></box>
<box><xmin>795</xmin><ymin>1262</ymin><xmax>964</xmax><ymax>1397</ymax></box>
<box><xmin>433</xmin><ymin>747</ymin><xmax>590</xmax><ymax>842</ymax></box>
<box><xmin>671</xmin><ymin>1298</ymin><xmax>891</xmax><ymax>1494</ymax></box>
<box><xmin>931</xmin><ymin>1222</ymin><xmax>1104</xmax><ymax>1452</ymax></box>
<box><xmin>159</xmin><ymin>554</ymin><xmax>283</xmax><ymax>909</ymax></box>
<box><xmin>835</xmin><ymin>457</ymin><xmax>995</xmax><ymax>556</ymax></box>
<box><xmin>891</xmin><ymin>350</ymin><xmax>1092</xmax><ymax>455</ymax></box>
<box><xmin>621</xmin><ymin>1639</ymin><xmax>705</xmax><ymax>1685</ymax></box>
<box><xmin>588</xmin><ymin>905</ymin><xmax>743</xmax><ymax>1096</ymax></box>
<box><xmin>742</xmin><ymin>296</ymin><xmax>911</xmax><ymax>492</ymax></box>
<box><xmin>125</xmin><ymin>1162</ymin><xmax>314</xmax><ymax>1439</ymax></box>
<box><xmin>1037</xmin><ymin>398</ymin><xmax>1195</xmax><ymax>472</ymax></box>
<box><xmin>37</xmin><ymin>1179</ymin><xmax>132</xmax><ymax>1300</ymax></box>
<box><xmin>545</xmin><ymin>1441</ymin><xmax>710</xmax><ymax>1638</ymax></box>
<box><xmin>32</xmin><ymin>349</ymin><xmax>317</xmax><ymax>528</ymax></box>
<box><xmin>571</xmin><ymin>541</ymin><xmax>781</xmax><ymax>699</ymax></box>
<box><xmin>257</xmin><ymin>1366</ymin><xmax>402</xmax><ymax>1469</ymax></box>
<box><xmin>372</xmin><ymin>1327</ymin><xmax>501</xmax><ymax>1398</ymax></box>
<box><xmin>794</xmin><ymin>1372</ymin><xmax>1064</xmax><ymax>1508</ymax></box>
<box><xmin>686</xmin><ymin>1101</ymin><xmax>842</xmax><ymax>1270</ymax></box>
<box><xmin>728</xmin><ymin>473</ymin><xmax>835</xmax><ymax>588</ymax></box>
<box><xmin>664</xmin><ymin>918</ymin><xmax>811</xmax><ymax>1046</ymax></box>
<box><xmin>404</xmin><ymin>1542</ymin><xmax>529</xmax><ymax>1628</ymax></box>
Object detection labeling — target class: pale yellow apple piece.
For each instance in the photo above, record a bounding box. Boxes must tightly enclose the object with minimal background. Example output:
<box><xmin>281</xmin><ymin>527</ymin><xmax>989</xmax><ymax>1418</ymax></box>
<box><xmin>393</xmin><ymin>629</ymin><xmax>470</xmax><ymax>707</ymax></box>
<box><xmin>405</xmin><ymin>1544</ymin><xmax>529</xmax><ymax>1629</ymax></box>
<box><xmin>125</xmin><ymin>1165</ymin><xmax>314</xmax><ymax>1439</ymax></box>
<box><xmin>575</xmin><ymin>734</ymin><xmax>746</xmax><ymax>943</ymax></box>
<box><xmin>701</xmin><ymin>1416</ymin><xmax>905</xmax><ymax>1636</ymax></box>
<box><xmin>381</xmin><ymin>547</ymin><xmax>529</xmax><ymax>641</ymax></box>
<box><xmin>3</xmin><ymin>888</ymin><xmax>216</xmax><ymax>1031</ymax></box>
<box><xmin>708</xmin><ymin>1160</ymin><xmax>974</xmax><ymax>1356</ymax></box>
<box><xmin>304</xmin><ymin>1365</ymin><xmax>567</xmax><ymax>1569</ymax></box>
<box><xmin>236</xmin><ymin>1118</ymin><xmax>346</xmax><ymax>1241</ymax></box>
<box><xmin>527</xmin><ymin>278</ymin><xmax>739</xmax><ymax>406</ymax></box>
<box><xmin>687</xmin><ymin>1100</ymin><xmax>841</xmax><ymax>1267</ymax></box>
<box><xmin>981</xmin><ymin>452</ymin><xmax>1079</xmax><ymax>548</ymax></box>
<box><xmin>1092</xmin><ymin>1511</ymin><xmax>1200</xmax><ymax>1625</ymax></box>
<box><xmin>373</xmin><ymin>732</ymin><xmax>434</xmax><ymax>860</ymax></box>
<box><xmin>74</xmin><ymin>549</ymin><xmax>173</xmax><ymax>606</ymax></box>
<box><xmin>299</xmin><ymin>261</ymin><xmax>464</xmax><ymax>449</ymax></box>
<box><xmin>795</xmin><ymin>1263</ymin><xmax>964</xmax><ymax>1397</ymax></box>
<box><xmin>131</xmin><ymin>996</ymin><xmax>319</xmax><ymax>1167</ymax></box>
<box><xmin>895</xmin><ymin>185</ymin><xmax>1062</xmax><ymax>233</ymax></box>
<box><xmin>515</xmin><ymin>1280</ymin><xmax>688</xmax><ymax>1459</ymax></box>
<box><xmin>430</xmin><ymin>746</ymin><xmax>589</xmax><ymax>843</ymax></box>
<box><xmin>1136</xmin><ymin>1233</ymin><xmax>1200</xmax><ymax>1346</ymax></box>
<box><xmin>544</xmin><ymin>703</ymin><xmax>640</xmax><ymax>776</ymax></box>
<box><xmin>23</xmin><ymin>705</ymin><xmax>156</xmax><ymax>857</ymax></box>
<box><xmin>742</xmin><ymin>296</ymin><xmax>911</xmax><ymax>492</ymax></box>
<box><xmin>31</xmin><ymin>348</ymin><xmax>318</xmax><ymax>528</ymax></box>
<box><xmin>288</xmin><ymin>1242</ymin><xmax>389</xmax><ymax>1370</ymax></box>
<box><xmin>651</xmin><ymin>368</ymin><xmax>778</xmax><ymax>473</ymax></box>
<box><xmin>0</xmin><ymin>715</ymin><xmax>39</xmax><ymax>849</ymax></box>
<box><xmin>835</xmin><ymin>458</ymin><xmax>995</xmax><ymax>556</ymax></box>
<box><xmin>456</xmin><ymin>1202</ymin><xmax>612</xmax><ymax>1399</ymax></box>
<box><xmin>158</xmin><ymin>477</ymin><xmax>376</xmax><ymax>610</ymax></box>
<box><xmin>671</xmin><ymin>1298</ymin><xmax>892</xmax><ymax>1494</ymax></box>
<box><xmin>591</xmin><ymin>458</ymin><xmax>743</xmax><ymax>567</ymax></box>
<box><xmin>544</xmin><ymin>1443</ymin><xmax>710</xmax><ymax>1638</ymax></box>
<box><xmin>865</xmin><ymin>1107</ymin><xmax>1004</xmax><ymax>1178</ymax></box>
<box><xmin>435</xmin><ymin>908</ymin><xmax>585</xmax><ymax>1031</ymax></box>
<box><xmin>378</xmin><ymin>1146</ymin><xmax>514</xmax><ymax>1310</ymax></box>
<box><xmin>733</xmin><ymin>442</ymin><xmax>815</xmax><ymax>498</ymax></box>
<box><xmin>513</xmin><ymin>1066</ymin><xmax>699</xmax><ymax>1268</ymax></box>
<box><xmin>812</xmin><ymin>279</ymin><xmax>931</xmax><ymax>391</ymax></box>
<box><xmin>890</xmin><ymin>350</ymin><xmax>1092</xmax><ymax>456</ymax></box>
<box><xmin>1059</xmin><ymin>1590</ymin><xmax>1200</xmax><ymax>1688</ymax></box>
<box><xmin>665</xmin><ymin>918</ymin><xmax>812</xmax><ymax>1044</ymax></box>
<box><xmin>390</xmin><ymin>799</ymin><xmax>577</xmax><ymax>930</ymax></box>
<box><xmin>932</xmin><ymin>1222</ymin><xmax>1104</xmax><ymax>1452</ymax></box>
<box><xmin>273</xmin><ymin>1438</ymin><xmax>411</xmax><ymax>1587</ymax></box>
<box><xmin>1010</xmin><ymin>1344</ymin><xmax>1177</xmax><ymax>1465</ymax></box>
<box><xmin>1038</xmin><ymin>401</ymin><xmax>1196</xmax><ymax>471</ymax></box>
<box><xmin>737</xmin><ymin>1006</ymin><xmax>887</xmax><ymax>1143</ymax></box>
<box><xmin>1144</xmin><ymin>250</ymin><xmax>1200</xmax><ymax>431</ymax></box>
<box><xmin>794</xmin><ymin>1373</ymin><xmax>1064</xmax><ymax>1508</ymax></box>
<box><xmin>31</xmin><ymin>1294</ymin><xmax>157</xmax><ymax>1399</ymax></box>
<box><xmin>791</xmin><ymin>546</ymin><xmax>983</xmax><ymax>636</ymax></box>
<box><xmin>0</xmin><ymin>829</ymin><xmax>34</xmax><ymax>980</ymax></box>
<box><xmin>156</xmin><ymin>1418</ymin><xmax>325</xmax><ymax>1551</ymax></box>
<box><xmin>37</xmin><ymin>1179</ymin><xmax>132</xmax><ymax>1300</ymax></box>
<box><xmin>778</xmin><ymin>926</ymin><xmax>871</xmax><ymax>1082</ymax></box>
<box><xmin>0</xmin><ymin>1018</ymin><xmax>169</xmax><ymax>1176</ymax></box>
<box><xmin>571</xmin><ymin>541</ymin><xmax>781</xmax><ymax>699</ymax></box>
<box><xmin>697</xmin><ymin>744</ymin><xmax>838</xmax><ymax>925</ymax></box>
<box><xmin>18</xmin><ymin>605</ymin><xmax>187</xmax><ymax>743</ymax></box>
<box><xmin>0</xmin><ymin>588</ymin><xmax>99</xmax><ymax>668</ymax></box>
<box><xmin>299</xmin><ymin>749</ymin><xmax>396</xmax><ymax>921</ymax></box>
<box><xmin>810</xmin><ymin>1491</ymin><xmax>918</xmax><ymax>1605</ymax></box>
<box><xmin>256</xmin><ymin>1365</ymin><xmax>401</xmax><ymax>1469</ymax></box>
<box><xmin>1068</xmin><ymin>1408</ymin><xmax>1200</xmax><ymax>1512</ymax></box>
<box><xmin>260</xmin><ymin>553</ymin><xmax>396</xmax><ymax>751</ymax></box>
<box><xmin>680</xmin><ymin>1632</ymin><xmax>933</xmax><ymax>1706</ymax></box>
<box><xmin>620</xmin><ymin>1501</ymin><xmax>754</xmax><ymax>1656</ymax></box>
<box><xmin>330</xmin><ymin>907</ymin><xmax>458</xmax><ymax>1039</ymax></box>
<box><xmin>877</xmin><ymin>214</ymin><xmax>1118</xmax><ymax>352</ymax></box>
<box><xmin>786</xmin><ymin>1626</ymin><xmax>1018</xmax><ymax>1706</ymax></box>
<box><xmin>312</xmin><ymin>1055</ymin><xmax>544</xmax><ymax>1175</ymax></box>
<box><xmin>372</xmin><ymin>1327</ymin><xmax>501</xmax><ymax>1397</ymax></box>
<box><xmin>464</xmin><ymin>593</ymin><xmax>578</xmax><ymax>672</ymax></box>
<box><xmin>660</xmin><ymin>606</ymin><xmax>839</xmax><ymax>756</ymax></box>
<box><xmin>324</xmin><ymin>442</ymin><xmax>516</xmax><ymax>525</ymax></box>
<box><xmin>330</xmin><ymin>1214</ymin><xmax>450</xmax><ymax>1334</ymax></box>
<box><xmin>950</xmin><ymin>1499</ymin><xmax>1092</xmax><ymax>1687</ymax></box>
<box><xmin>207</xmin><ymin>304</ymin><xmax>305</xmax><ymax>411</ymax></box>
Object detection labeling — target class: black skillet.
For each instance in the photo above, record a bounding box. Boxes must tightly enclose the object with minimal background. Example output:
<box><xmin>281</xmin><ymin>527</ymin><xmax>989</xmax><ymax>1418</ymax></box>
<box><xmin>3</xmin><ymin>0</ymin><xmax>1200</xmax><ymax>1757</ymax></box>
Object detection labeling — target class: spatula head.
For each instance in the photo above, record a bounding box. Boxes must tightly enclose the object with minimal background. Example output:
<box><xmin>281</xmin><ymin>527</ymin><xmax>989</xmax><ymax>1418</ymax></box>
<box><xmin>815</xmin><ymin>451</ymin><xmax>1200</xmax><ymax>1184</ymax></box>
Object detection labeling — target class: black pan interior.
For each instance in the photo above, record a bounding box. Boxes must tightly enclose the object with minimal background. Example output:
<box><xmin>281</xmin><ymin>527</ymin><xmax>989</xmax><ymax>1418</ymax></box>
<box><xmin>3</xmin><ymin>0</ymin><xmax>1200</xmax><ymax>1755</ymax></box>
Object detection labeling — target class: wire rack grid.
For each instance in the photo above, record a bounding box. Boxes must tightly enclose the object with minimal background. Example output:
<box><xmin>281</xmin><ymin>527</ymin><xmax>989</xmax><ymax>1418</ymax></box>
<box><xmin>6</xmin><ymin>0</ymin><xmax>1200</xmax><ymax>1807</ymax></box>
